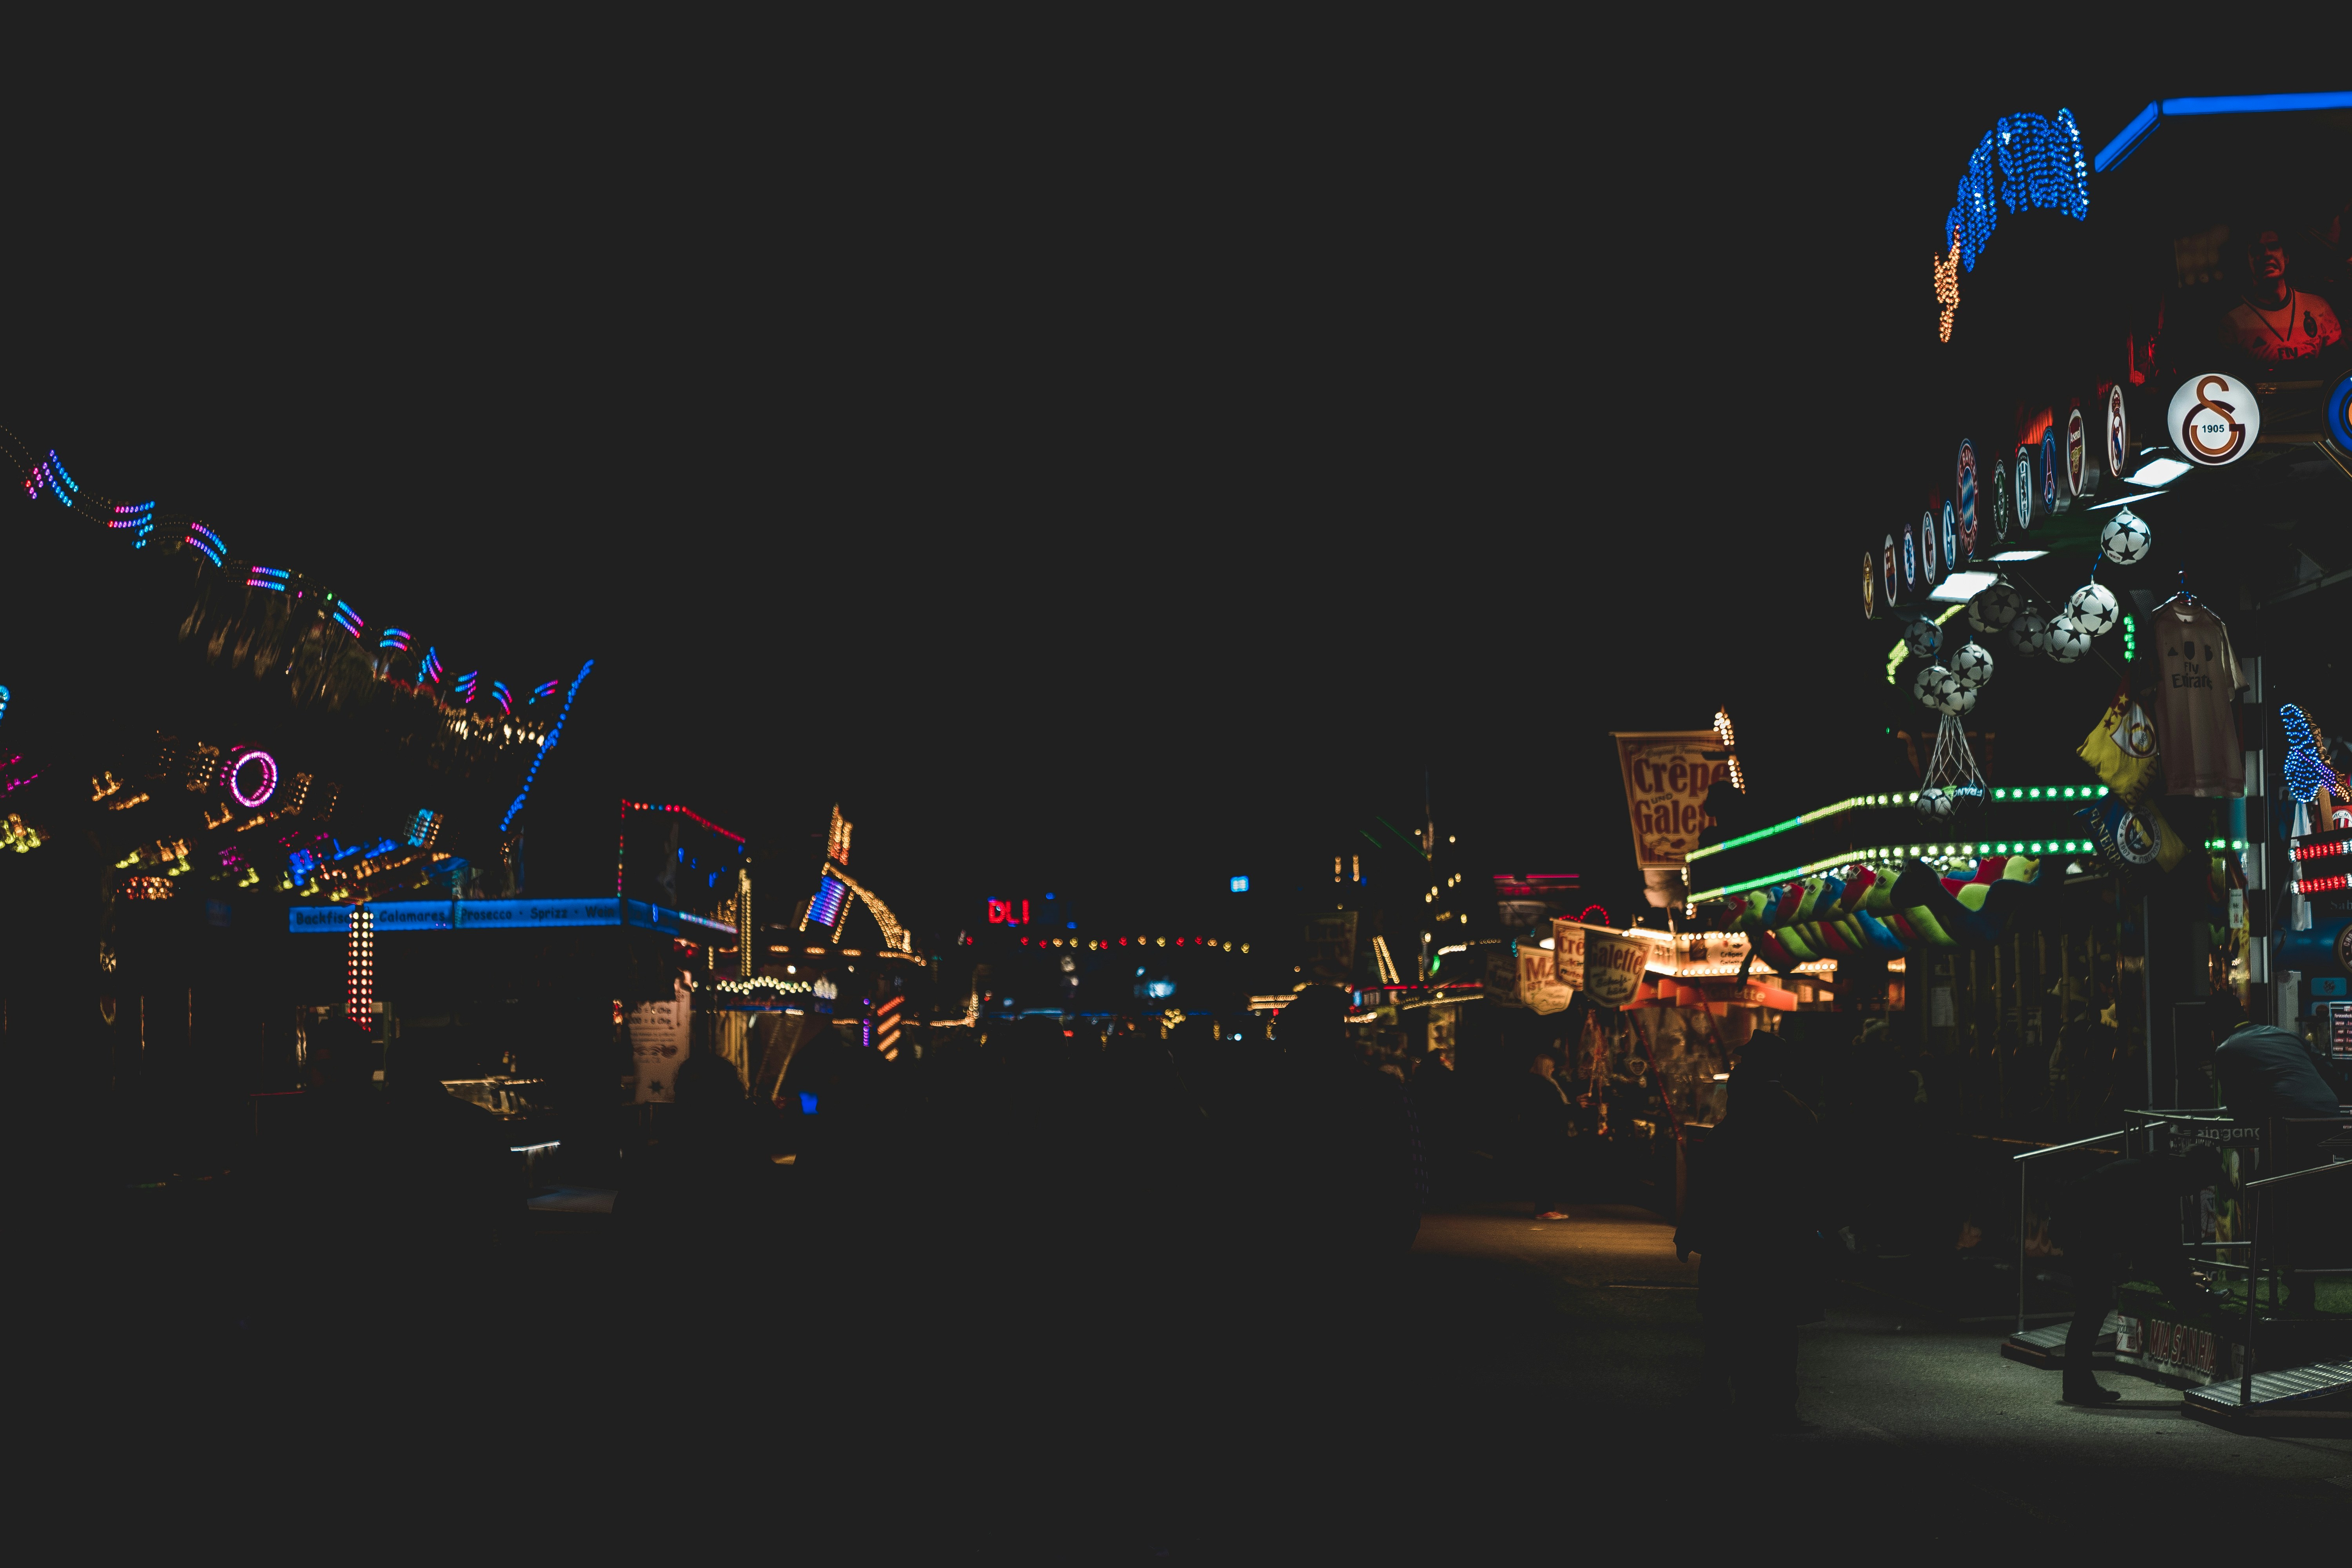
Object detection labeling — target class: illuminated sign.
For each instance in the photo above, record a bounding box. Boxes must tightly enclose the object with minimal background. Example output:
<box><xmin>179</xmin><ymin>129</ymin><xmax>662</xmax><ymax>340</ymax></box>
<box><xmin>1612</xmin><ymin>731</ymin><xmax>1729</xmax><ymax>871</ymax></box>
<box><xmin>2106</xmin><ymin>384</ymin><xmax>2131</xmax><ymax>479</ymax></box>
<box><xmin>2040</xmin><ymin>428</ymin><xmax>2060</xmax><ymax>517</ymax></box>
<box><xmin>1932</xmin><ymin>109</ymin><xmax>2089</xmax><ymax>339</ymax></box>
<box><xmin>2168</xmin><ymin>372</ymin><xmax>2261</xmax><ymax>466</ymax></box>
<box><xmin>2065</xmin><ymin>405</ymin><xmax>2090</xmax><ymax>501</ymax></box>
<box><xmin>1920</xmin><ymin>509</ymin><xmax>1939</xmax><ymax>583</ymax></box>
<box><xmin>1940</xmin><ymin>500</ymin><xmax>1958</xmax><ymax>575</ymax></box>
<box><xmin>2327</xmin><ymin>372</ymin><xmax>2352</xmax><ymax>454</ymax></box>
<box><xmin>1861</xmin><ymin>550</ymin><xmax>1875</xmax><ymax>620</ymax></box>
<box><xmin>1954</xmin><ymin>441</ymin><xmax>1978</xmax><ymax>558</ymax></box>
<box><xmin>2013</xmin><ymin>443</ymin><xmax>2037</xmax><ymax>531</ymax></box>
<box><xmin>1230</xmin><ymin>875</ymin><xmax>1250</xmax><ymax>892</ymax></box>
<box><xmin>987</xmin><ymin>898</ymin><xmax>1031</xmax><ymax>926</ymax></box>
<box><xmin>223</xmin><ymin>747</ymin><xmax>278</xmax><ymax>809</ymax></box>
<box><xmin>290</xmin><ymin>897</ymin><xmax>735</xmax><ymax>936</ymax></box>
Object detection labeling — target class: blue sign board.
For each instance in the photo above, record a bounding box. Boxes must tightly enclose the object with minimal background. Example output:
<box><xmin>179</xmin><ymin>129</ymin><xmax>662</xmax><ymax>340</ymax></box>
<box><xmin>289</xmin><ymin>897</ymin><xmax>735</xmax><ymax>938</ymax></box>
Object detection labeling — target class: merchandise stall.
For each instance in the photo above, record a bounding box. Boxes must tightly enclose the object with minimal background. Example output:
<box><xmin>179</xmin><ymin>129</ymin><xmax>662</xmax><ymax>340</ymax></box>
<box><xmin>1833</xmin><ymin>94</ymin><xmax>2352</xmax><ymax>1400</ymax></box>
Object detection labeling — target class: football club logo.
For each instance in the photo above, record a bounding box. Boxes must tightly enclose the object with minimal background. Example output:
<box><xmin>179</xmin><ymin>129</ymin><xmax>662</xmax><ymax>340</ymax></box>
<box><xmin>2106</xmin><ymin>383</ymin><xmax>2130</xmax><ymax>478</ymax></box>
<box><xmin>1902</xmin><ymin>519</ymin><xmax>1918</xmax><ymax>592</ymax></box>
<box><xmin>2116</xmin><ymin>808</ymin><xmax>2162</xmax><ymax>866</ymax></box>
<box><xmin>2168</xmin><ymin>372</ymin><xmax>2261</xmax><ymax>466</ymax></box>
<box><xmin>1862</xmin><ymin>550</ymin><xmax>1876</xmax><ymax>620</ymax></box>
<box><xmin>1940</xmin><ymin>500</ymin><xmax>1958</xmax><ymax>572</ymax></box>
<box><xmin>1955</xmin><ymin>439</ymin><xmax>1978</xmax><ymax>555</ymax></box>
<box><xmin>1920</xmin><ymin>509</ymin><xmax>1938</xmax><ymax>581</ymax></box>
<box><xmin>2065</xmin><ymin>404</ymin><xmax>2095</xmax><ymax>500</ymax></box>
<box><xmin>1883</xmin><ymin>533</ymin><xmax>1896</xmax><ymax>605</ymax></box>
<box><xmin>2014</xmin><ymin>443</ymin><xmax>2037</xmax><ymax>530</ymax></box>
<box><xmin>2041</xmin><ymin>427</ymin><xmax>2060</xmax><ymax>514</ymax></box>
<box><xmin>2322</xmin><ymin>370</ymin><xmax>2352</xmax><ymax>455</ymax></box>
<box><xmin>1990</xmin><ymin>456</ymin><xmax>2011</xmax><ymax>539</ymax></box>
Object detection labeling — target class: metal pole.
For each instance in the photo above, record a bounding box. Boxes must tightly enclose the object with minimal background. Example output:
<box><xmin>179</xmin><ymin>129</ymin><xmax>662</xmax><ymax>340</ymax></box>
<box><xmin>2239</xmin><ymin>1161</ymin><xmax>2261</xmax><ymax>1408</ymax></box>
<box><xmin>2017</xmin><ymin>1160</ymin><xmax>2029</xmax><ymax>1334</ymax></box>
<box><xmin>2140</xmin><ymin>895</ymin><xmax>2156</xmax><ymax>1111</ymax></box>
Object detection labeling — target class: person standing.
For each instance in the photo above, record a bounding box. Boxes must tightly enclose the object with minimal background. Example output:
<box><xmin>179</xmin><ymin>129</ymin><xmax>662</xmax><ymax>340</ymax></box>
<box><xmin>2211</xmin><ymin>1021</ymin><xmax>2344</xmax><ymax>1315</ymax></box>
<box><xmin>1673</xmin><ymin>1036</ymin><xmax>1828</xmax><ymax>1427</ymax></box>
<box><xmin>2050</xmin><ymin>1145</ymin><xmax>2227</xmax><ymax>1405</ymax></box>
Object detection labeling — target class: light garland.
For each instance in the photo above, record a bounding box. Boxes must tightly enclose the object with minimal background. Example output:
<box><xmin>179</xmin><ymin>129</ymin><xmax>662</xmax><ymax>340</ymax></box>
<box><xmin>347</xmin><ymin>904</ymin><xmax>374</xmax><ymax>1027</ymax></box>
<box><xmin>496</xmin><ymin>661</ymin><xmax>588</xmax><ymax>834</ymax></box>
<box><xmin>1689</xmin><ymin>841</ymin><xmax>2086</xmax><ymax>904</ymax></box>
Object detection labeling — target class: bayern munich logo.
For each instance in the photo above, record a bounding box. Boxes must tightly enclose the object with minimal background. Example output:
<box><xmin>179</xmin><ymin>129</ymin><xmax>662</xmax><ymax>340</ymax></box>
<box><xmin>1955</xmin><ymin>439</ymin><xmax>1978</xmax><ymax>555</ymax></box>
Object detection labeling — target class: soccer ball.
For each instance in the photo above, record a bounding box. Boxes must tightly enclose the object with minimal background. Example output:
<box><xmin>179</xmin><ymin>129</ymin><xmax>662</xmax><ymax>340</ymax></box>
<box><xmin>2007</xmin><ymin>609</ymin><xmax>2051</xmax><ymax>656</ymax></box>
<box><xmin>1939</xmin><ymin>681</ymin><xmax>1978</xmax><ymax>717</ymax></box>
<box><xmin>1917</xmin><ymin>786</ymin><xmax>1954</xmax><ymax>820</ymax></box>
<box><xmin>2067</xmin><ymin>581</ymin><xmax>2121</xmax><ymax>637</ymax></box>
<box><xmin>1904</xmin><ymin>619</ymin><xmax>1943</xmax><ymax>660</ymax></box>
<box><xmin>1913</xmin><ymin>664</ymin><xmax>1959</xmax><ymax>711</ymax></box>
<box><xmin>2100</xmin><ymin>510</ymin><xmax>2152</xmax><ymax>566</ymax></box>
<box><xmin>1951</xmin><ymin>640</ymin><xmax>1995</xmax><ymax>689</ymax></box>
<box><xmin>2047</xmin><ymin>615</ymin><xmax>2093</xmax><ymax>663</ymax></box>
<box><xmin>1968</xmin><ymin>581</ymin><xmax>2022</xmax><ymax>635</ymax></box>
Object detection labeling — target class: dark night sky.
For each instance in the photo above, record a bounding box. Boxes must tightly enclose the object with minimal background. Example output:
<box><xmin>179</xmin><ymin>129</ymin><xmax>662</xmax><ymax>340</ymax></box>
<box><xmin>6</xmin><ymin>66</ymin><xmax>2282</xmax><ymax>932</ymax></box>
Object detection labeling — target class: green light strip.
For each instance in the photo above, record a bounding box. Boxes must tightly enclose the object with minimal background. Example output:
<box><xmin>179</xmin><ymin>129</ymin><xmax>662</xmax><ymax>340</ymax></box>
<box><xmin>1688</xmin><ymin>840</ymin><xmax>2100</xmax><ymax>904</ymax></box>
<box><xmin>1688</xmin><ymin>785</ymin><xmax>2116</xmax><ymax>864</ymax></box>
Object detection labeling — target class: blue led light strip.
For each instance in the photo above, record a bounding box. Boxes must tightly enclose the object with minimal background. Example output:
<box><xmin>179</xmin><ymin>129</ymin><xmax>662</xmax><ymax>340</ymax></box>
<box><xmin>499</xmin><ymin>658</ymin><xmax>592</xmax><ymax>831</ymax></box>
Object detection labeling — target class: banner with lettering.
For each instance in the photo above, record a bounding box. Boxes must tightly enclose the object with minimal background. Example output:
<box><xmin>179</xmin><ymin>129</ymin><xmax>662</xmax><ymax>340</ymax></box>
<box><xmin>1611</xmin><ymin>731</ymin><xmax>1730</xmax><ymax>871</ymax></box>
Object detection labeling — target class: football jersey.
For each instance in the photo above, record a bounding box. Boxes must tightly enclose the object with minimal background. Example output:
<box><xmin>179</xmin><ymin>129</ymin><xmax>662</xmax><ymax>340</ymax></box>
<box><xmin>2147</xmin><ymin>598</ymin><xmax>2246</xmax><ymax>797</ymax></box>
<box><xmin>2221</xmin><ymin>288</ymin><xmax>2343</xmax><ymax>364</ymax></box>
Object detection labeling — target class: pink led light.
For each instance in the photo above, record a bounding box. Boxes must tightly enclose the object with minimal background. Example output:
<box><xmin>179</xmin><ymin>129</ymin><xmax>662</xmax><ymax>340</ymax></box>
<box><xmin>224</xmin><ymin>748</ymin><xmax>279</xmax><ymax>809</ymax></box>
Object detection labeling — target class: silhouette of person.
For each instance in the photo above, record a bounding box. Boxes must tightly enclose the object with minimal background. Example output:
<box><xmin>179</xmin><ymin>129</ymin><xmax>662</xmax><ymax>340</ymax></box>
<box><xmin>2050</xmin><ymin>1143</ymin><xmax>2225</xmax><ymax>1405</ymax></box>
<box><xmin>1673</xmin><ymin>1035</ymin><xmax>1827</xmax><ymax>1426</ymax></box>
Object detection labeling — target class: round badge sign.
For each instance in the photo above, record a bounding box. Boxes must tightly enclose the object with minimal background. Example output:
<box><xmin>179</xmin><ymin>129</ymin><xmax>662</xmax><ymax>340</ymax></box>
<box><xmin>1901</xmin><ymin>518</ymin><xmax>1919</xmax><ymax>595</ymax></box>
<box><xmin>2105</xmin><ymin>383</ymin><xmax>2131</xmax><ymax>479</ymax></box>
<box><xmin>2322</xmin><ymin>370</ymin><xmax>2352</xmax><ymax>455</ymax></box>
<box><xmin>1861</xmin><ymin>549</ymin><xmax>1876</xmax><ymax>620</ymax></box>
<box><xmin>2115</xmin><ymin>808</ymin><xmax>2163</xmax><ymax>867</ymax></box>
<box><xmin>1920</xmin><ymin>509</ymin><xmax>1939</xmax><ymax>583</ymax></box>
<box><xmin>2168</xmin><ymin>372</ymin><xmax>2261</xmax><ymax>466</ymax></box>
<box><xmin>1883</xmin><ymin>532</ymin><xmax>1896</xmax><ymax>606</ymax></box>
<box><xmin>2066</xmin><ymin>404</ymin><xmax>2099</xmax><ymax>501</ymax></box>
<box><xmin>1989</xmin><ymin>455</ymin><xmax>2012</xmax><ymax>540</ymax></box>
<box><xmin>1940</xmin><ymin>500</ymin><xmax>1959</xmax><ymax>573</ymax></box>
<box><xmin>2014</xmin><ymin>443</ymin><xmax>2038</xmax><ymax>530</ymax></box>
<box><xmin>2041</xmin><ymin>426</ymin><xmax>2063</xmax><ymax>514</ymax></box>
<box><xmin>1955</xmin><ymin>439</ymin><xmax>1979</xmax><ymax>557</ymax></box>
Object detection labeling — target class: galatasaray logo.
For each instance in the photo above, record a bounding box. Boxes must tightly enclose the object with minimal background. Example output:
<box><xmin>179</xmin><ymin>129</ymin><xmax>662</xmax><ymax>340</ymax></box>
<box><xmin>2168</xmin><ymin>372</ymin><xmax>2260</xmax><ymax>466</ymax></box>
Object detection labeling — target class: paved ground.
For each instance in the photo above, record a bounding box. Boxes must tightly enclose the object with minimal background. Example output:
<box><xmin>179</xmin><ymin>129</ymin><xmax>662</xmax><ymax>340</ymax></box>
<box><xmin>50</xmin><ymin>1189</ymin><xmax>2346</xmax><ymax>1558</ymax></box>
<box><xmin>1382</xmin><ymin>1205</ymin><xmax>2349</xmax><ymax>1553</ymax></box>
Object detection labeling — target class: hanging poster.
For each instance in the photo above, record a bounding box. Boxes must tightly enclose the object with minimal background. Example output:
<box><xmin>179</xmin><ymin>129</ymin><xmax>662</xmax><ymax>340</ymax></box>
<box><xmin>1484</xmin><ymin>948</ymin><xmax>1524</xmax><ymax>1007</ymax></box>
<box><xmin>1611</xmin><ymin>731</ymin><xmax>1731</xmax><ymax>871</ymax></box>
<box><xmin>627</xmin><ymin>976</ymin><xmax>692</xmax><ymax>1103</ymax></box>
<box><xmin>1519</xmin><ymin>944</ymin><xmax>1573</xmax><ymax>1014</ymax></box>
<box><xmin>1552</xmin><ymin>918</ymin><xmax>1587</xmax><ymax>989</ymax></box>
<box><xmin>1581</xmin><ymin>930</ymin><xmax>1650</xmax><ymax>1007</ymax></box>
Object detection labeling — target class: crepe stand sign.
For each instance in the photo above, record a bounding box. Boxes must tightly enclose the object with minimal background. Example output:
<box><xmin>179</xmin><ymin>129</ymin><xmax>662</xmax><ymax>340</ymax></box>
<box><xmin>1610</xmin><ymin>731</ymin><xmax>1731</xmax><ymax>871</ymax></box>
<box><xmin>1581</xmin><ymin>930</ymin><xmax>1650</xmax><ymax>1008</ymax></box>
<box><xmin>1551</xmin><ymin>918</ymin><xmax>1586</xmax><ymax>989</ymax></box>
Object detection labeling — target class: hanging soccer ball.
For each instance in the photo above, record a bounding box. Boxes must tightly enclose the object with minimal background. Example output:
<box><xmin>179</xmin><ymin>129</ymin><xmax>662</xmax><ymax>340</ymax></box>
<box><xmin>1913</xmin><ymin>664</ymin><xmax>1961</xmax><ymax>711</ymax></box>
<box><xmin>2047</xmin><ymin>615</ymin><xmax>2093</xmax><ymax>663</ymax></box>
<box><xmin>1950</xmin><ymin>640</ymin><xmax>1995</xmax><ymax>689</ymax></box>
<box><xmin>1903</xmin><ymin>619</ymin><xmax>1943</xmax><ymax>660</ymax></box>
<box><xmin>1967</xmin><ymin>581</ymin><xmax>2023</xmax><ymax>635</ymax></box>
<box><xmin>2100</xmin><ymin>510</ymin><xmax>2152</xmax><ymax>566</ymax></box>
<box><xmin>1917</xmin><ymin>786</ymin><xmax>1955</xmax><ymax>821</ymax></box>
<box><xmin>2067</xmin><ymin>581</ymin><xmax>2121</xmax><ymax>637</ymax></box>
<box><xmin>2007</xmin><ymin>609</ymin><xmax>2051</xmax><ymax>656</ymax></box>
<box><xmin>1938</xmin><ymin>681</ymin><xmax>1978</xmax><ymax>717</ymax></box>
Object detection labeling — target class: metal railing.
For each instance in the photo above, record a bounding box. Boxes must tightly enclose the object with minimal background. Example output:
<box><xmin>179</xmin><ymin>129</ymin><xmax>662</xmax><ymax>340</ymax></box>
<box><xmin>2010</xmin><ymin>1131</ymin><xmax>2123</xmax><ymax>1333</ymax></box>
<box><xmin>2237</xmin><ymin>1133</ymin><xmax>2352</xmax><ymax>1408</ymax></box>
